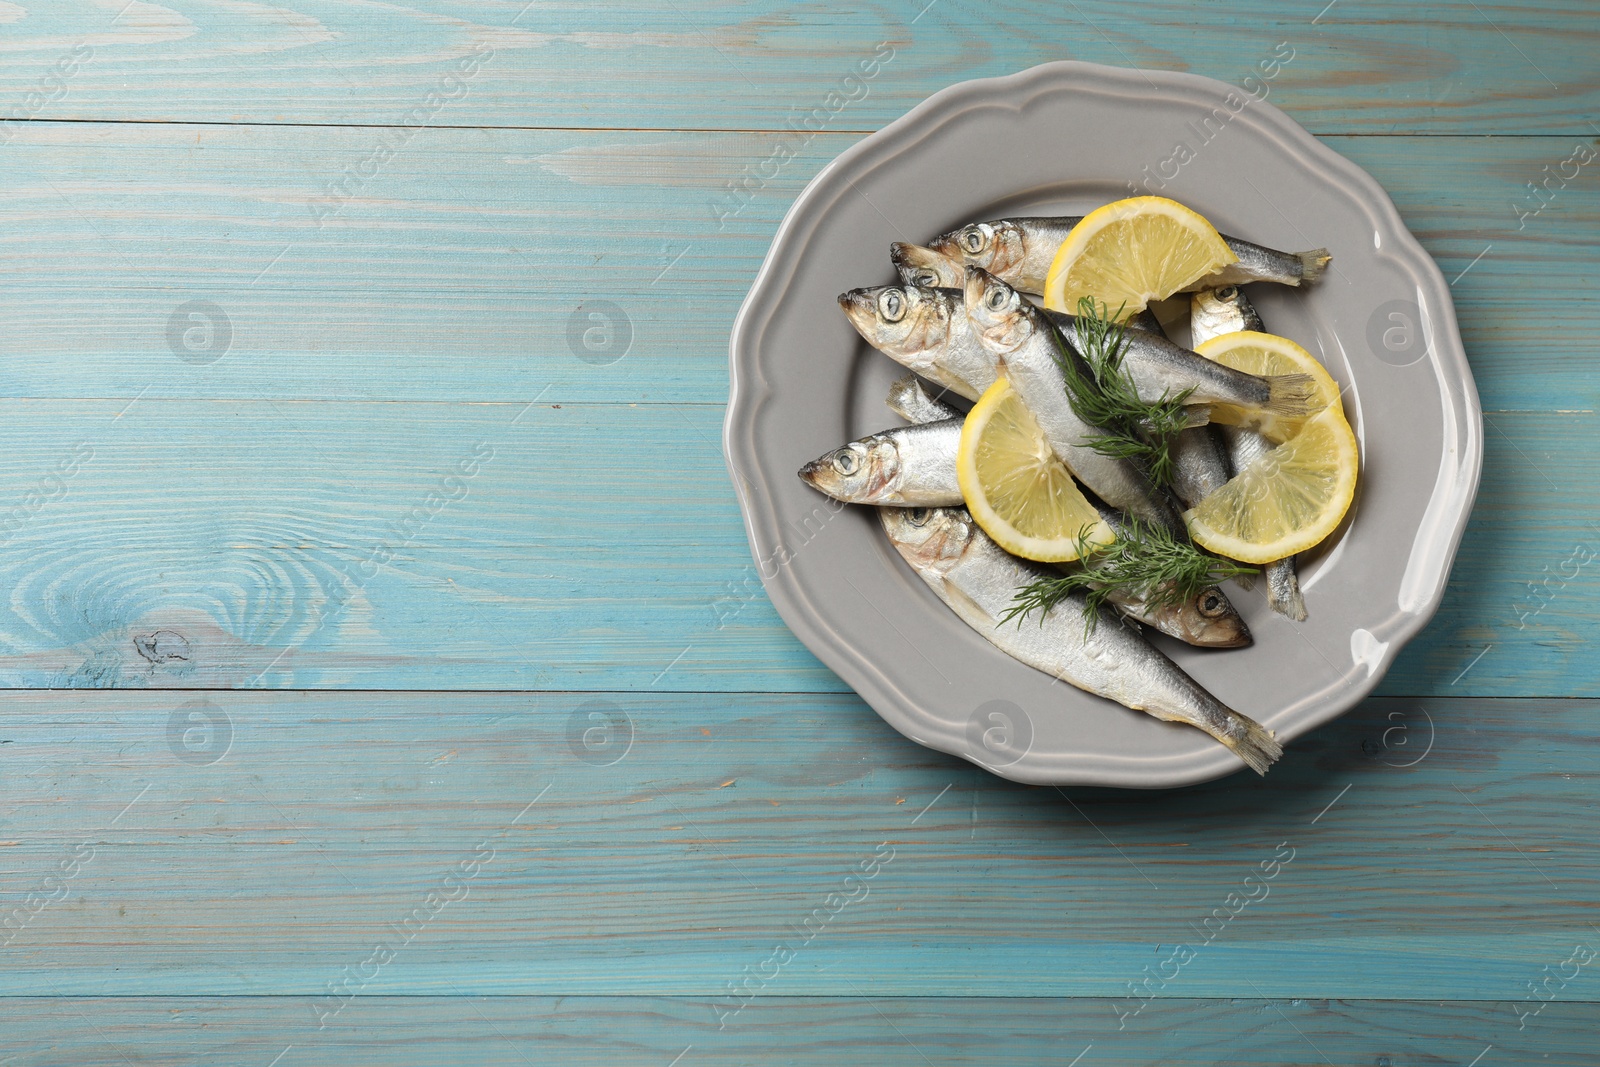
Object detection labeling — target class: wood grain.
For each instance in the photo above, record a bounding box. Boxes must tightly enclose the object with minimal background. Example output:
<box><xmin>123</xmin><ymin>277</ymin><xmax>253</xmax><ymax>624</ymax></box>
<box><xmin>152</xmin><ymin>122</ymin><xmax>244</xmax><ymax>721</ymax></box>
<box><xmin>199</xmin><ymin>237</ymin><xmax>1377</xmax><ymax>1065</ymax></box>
<box><xmin>2</xmin><ymin>997</ymin><xmax>1596</xmax><ymax>1066</ymax></box>
<box><xmin>0</xmin><ymin>1</ymin><xmax>1596</xmax><ymax>134</ymax></box>
<box><xmin>0</xmin><ymin>693</ymin><xmax>1594</xmax><ymax>1000</ymax></box>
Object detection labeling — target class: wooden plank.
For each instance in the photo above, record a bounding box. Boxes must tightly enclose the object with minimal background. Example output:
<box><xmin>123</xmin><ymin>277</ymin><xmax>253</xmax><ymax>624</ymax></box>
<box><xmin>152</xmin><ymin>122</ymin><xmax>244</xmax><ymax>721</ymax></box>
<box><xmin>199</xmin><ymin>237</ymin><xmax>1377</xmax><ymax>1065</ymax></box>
<box><xmin>1</xmin><ymin>1</ymin><xmax>1597</xmax><ymax>134</ymax></box>
<box><xmin>0</xmin><ymin>396</ymin><xmax>1584</xmax><ymax>693</ymax></box>
<box><xmin>0</xmin><ymin>123</ymin><xmax>1592</xmax><ymax>415</ymax></box>
<box><xmin>1381</xmin><ymin>410</ymin><xmax>1600</xmax><ymax>697</ymax></box>
<box><xmin>0</xmin><ymin>996</ymin><xmax>1595</xmax><ymax>1066</ymax></box>
<box><xmin>0</xmin><ymin>693</ymin><xmax>1595</xmax><ymax>999</ymax></box>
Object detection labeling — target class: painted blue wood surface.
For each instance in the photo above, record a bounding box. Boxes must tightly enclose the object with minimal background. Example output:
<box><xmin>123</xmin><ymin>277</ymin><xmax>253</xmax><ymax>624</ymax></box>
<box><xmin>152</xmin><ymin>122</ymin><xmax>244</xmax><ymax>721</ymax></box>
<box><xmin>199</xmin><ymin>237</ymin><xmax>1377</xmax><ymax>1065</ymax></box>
<box><xmin>0</xmin><ymin>1</ymin><xmax>1596</xmax><ymax>134</ymax></box>
<box><xmin>0</xmin><ymin>693</ymin><xmax>1594</xmax><ymax>1003</ymax></box>
<box><xmin>2</xmin><ymin>997</ymin><xmax>1596</xmax><ymax>1066</ymax></box>
<box><xmin>0</xmin><ymin>0</ymin><xmax>1597</xmax><ymax>1062</ymax></box>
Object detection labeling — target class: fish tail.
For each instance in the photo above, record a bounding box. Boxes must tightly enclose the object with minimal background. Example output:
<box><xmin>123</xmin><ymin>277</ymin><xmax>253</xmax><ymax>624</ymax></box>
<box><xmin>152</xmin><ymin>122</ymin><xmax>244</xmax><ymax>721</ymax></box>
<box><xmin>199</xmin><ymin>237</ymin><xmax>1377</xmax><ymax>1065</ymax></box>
<box><xmin>1270</xmin><ymin>585</ymin><xmax>1309</xmax><ymax>622</ymax></box>
<box><xmin>1224</xmin><ymin>713</ymin><xmax>1283</xmax><ymax>776</ymax></box>
<box><xmin>1266</xmin><ymin>560</ymin><xmax>1308</xmax><ymax>622</ymax></box>
<box><xmin>1263</xmin><ymin>372</ymin><xmax>1318</xmax><ymax>417</ymax></box>
<box><xmin>1296</xmin><ymin>248</ymin><xmax>1332</xmax><ymax>284</ymax></box>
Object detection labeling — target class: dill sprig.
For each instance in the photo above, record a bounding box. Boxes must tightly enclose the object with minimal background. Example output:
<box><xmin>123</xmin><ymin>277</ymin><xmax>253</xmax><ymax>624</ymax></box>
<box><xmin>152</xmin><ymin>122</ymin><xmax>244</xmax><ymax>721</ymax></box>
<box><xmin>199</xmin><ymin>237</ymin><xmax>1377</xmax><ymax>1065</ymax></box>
<box><xmin>1050</xmin><ymin>297</ymin><xmax>1195</xmax><ymax>486</ymax></box>
<box><xmin>1001</xmin><ymin>518</ymin><xmax>1257</xmax><ymax>630</ymax></box>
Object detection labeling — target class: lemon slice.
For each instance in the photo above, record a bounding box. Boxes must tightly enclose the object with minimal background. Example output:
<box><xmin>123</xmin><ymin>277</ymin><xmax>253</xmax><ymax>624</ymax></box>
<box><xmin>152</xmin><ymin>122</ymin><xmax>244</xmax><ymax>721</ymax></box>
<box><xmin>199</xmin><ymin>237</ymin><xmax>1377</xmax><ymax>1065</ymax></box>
<box><xmin>1184</xmin><ymin>408</ymin><xmax>1359</xmax><ymax>564</ymax></box>
<box><xmin>1194</xmin><ymin>331</ymin><xmax>1342</xmax><ymax>441</ymax></box>
<box><xmin>956</xmin><ymin>377</ymin><xmax>1114</xmax><ymax>562</ymax></box>
<box><xmin>1043</xmin><ymin>196</ymin><xmax>1237</xmax><ymax>319</ymax></box>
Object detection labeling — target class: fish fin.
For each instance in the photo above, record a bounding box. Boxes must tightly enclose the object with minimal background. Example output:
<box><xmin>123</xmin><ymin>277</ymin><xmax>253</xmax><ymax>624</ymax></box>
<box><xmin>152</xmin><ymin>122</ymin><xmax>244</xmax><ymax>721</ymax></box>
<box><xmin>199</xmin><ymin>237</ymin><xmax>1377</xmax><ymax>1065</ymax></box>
<box><xmin>1179</xmin><ymin>403</ymin><xmax>1212</xmax><ymax>429</ymax></box>
<box><xmin>1234</xmin><ymin>571</ymin><xmax>1256</xmax><ymax>591</ymax></box>
<box><xmin>1263</xmin><ymin>373</ymin><xmax>1318</xmax><ymax>417</ymax></box>
<box><xmin>1296</xmin><ymin>248</ymin><xmax>1332</xmax><ymax>284</ymax></box>
<box><xmin>886</xmin><ymin>373</ymin><xmax>920</xmax><ymax>422</ymax></box>
<box><xmin>1224</xmin><ymin>714</ymin><xmax>1283</xmax><ymax>776</ymax></box>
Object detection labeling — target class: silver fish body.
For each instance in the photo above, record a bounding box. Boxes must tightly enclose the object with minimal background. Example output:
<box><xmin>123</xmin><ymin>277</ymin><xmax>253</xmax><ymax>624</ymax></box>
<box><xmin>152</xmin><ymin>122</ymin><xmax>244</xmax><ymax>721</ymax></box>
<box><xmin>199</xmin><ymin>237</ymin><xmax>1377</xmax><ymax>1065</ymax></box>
<box><xmin>886</xmin><ymin>373</ymin><xmax>963</xmax><ymax>424</ymax></box>
<box><xmin>798</xmin><ymin>420</ymin><xmax>964</xmax><ymax>506</ymax></box>
<box><xmin>963</xmin><ymin>267</ymin><xmax>1183</xmax><ymax>532</ymax></box>
<box><xmin>879</xmin><ymin>506</ymin><xmax>1281</xmax><ymax>774</ymax></box>
<box><xmin>929</xmin><ymin>216</ymin><xmax>1329</xmax><ymax>295</ymax></box>
<box><xmin>1169</xmin><ymin>426</ymin><xmax>1233</xmax><ymax>510</ymax></box>
<box><xmin>1190</xmin><ymin>286</ymin><xmax>1308</xmax><ymax>622</ymax></box>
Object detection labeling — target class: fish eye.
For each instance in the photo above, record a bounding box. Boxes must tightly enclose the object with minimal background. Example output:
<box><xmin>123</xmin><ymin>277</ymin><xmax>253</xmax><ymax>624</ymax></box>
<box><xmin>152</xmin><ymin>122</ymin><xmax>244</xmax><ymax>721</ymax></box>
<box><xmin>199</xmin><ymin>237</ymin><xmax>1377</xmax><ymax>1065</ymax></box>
<box><xmin>961</xmin><ymin>227</ymin><xmax>987</xmax><ymax>254</ymax></box>
<box><xmin>984</xmin><ymin>285</ymin><xmax>1009</xmax><ymax>312</ymax></box>
<box><xmin>833</xmin><ymin>449</ymin><xmax>860</xmax><ymax>475</ymax></box>
<box><xmin>878</xmin><ymin>288</ymin><xmax>906</xmax><ymax>322</ymax></box>
<box><xmin>906</xmin><ymin>508</ymin><xmax>930</xmax><ymax>527</ymax></box>
<box><xmin>1199</xmin><ymin>592</ymin><xmax>1226</xmax><ymax>617</ymax></box>
<box><xmin>1215</xmin><ymin>286</ymin><xmax>1238</xmax><ymax>301</ymax></box>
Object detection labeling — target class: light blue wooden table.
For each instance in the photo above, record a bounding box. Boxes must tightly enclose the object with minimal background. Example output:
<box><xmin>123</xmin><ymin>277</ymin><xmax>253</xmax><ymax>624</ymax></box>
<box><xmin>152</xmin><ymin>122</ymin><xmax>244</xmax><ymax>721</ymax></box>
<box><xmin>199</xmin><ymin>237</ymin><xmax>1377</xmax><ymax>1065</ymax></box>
<box><xmin>1</xmin><ymin>2</ymin><xmax>1596</xmax><ymax>1062</ymax></box>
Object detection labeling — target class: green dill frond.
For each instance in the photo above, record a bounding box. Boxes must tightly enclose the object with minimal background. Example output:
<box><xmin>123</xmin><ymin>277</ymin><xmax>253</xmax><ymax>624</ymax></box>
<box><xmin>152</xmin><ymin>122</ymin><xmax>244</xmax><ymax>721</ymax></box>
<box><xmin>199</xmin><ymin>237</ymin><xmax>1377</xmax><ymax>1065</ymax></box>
<box><xmin>1049</xmin><ymin>298</ymin><xmax>1195</xmax><ymax>486</ymax></box>
<box><xmin>1001</xmin><ymin>518</ymin><xmax>1257</xmax><ymax>630</ymax></box>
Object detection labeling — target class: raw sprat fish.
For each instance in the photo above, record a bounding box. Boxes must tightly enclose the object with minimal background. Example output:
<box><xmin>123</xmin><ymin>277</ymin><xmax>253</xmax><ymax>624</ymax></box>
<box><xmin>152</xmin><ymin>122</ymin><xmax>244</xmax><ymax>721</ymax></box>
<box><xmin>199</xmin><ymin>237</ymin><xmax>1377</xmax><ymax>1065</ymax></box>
<box><xmin>879</xmin><ymin>506</ymin><xmax>1280</xmax><ymax>774</ymax></box>
<box><xmin>797</xmin><ymin>419</ymin><xmax>964</xmax><ymax>507</ymax></box>
<box><xmin>926</xmin><ymin>216</ymin><xmax>1330</xmax><ymax>295</ymax></box>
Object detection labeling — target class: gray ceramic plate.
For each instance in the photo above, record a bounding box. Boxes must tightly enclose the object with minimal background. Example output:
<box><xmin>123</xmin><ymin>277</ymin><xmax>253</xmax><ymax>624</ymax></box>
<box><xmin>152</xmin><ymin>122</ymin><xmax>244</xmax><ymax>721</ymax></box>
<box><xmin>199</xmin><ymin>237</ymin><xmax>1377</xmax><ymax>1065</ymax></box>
<box><xmin>724</xmin><ymin>61</ymin><xmax>1481</xmax><ymax>788</ymax></box>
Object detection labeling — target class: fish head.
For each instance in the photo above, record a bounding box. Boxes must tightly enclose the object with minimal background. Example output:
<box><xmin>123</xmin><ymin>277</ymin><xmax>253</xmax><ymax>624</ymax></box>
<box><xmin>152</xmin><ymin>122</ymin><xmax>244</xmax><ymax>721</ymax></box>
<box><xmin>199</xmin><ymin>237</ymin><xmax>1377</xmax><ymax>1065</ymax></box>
<box><xmin>890</xmin><ymin>242</ymin><xmax>965</xmax><ymax>288</ymax></box>
<box><xmin>797</xmin><ymin>434</ymin><xmax>900</xmax><ymax>503</ymax></box>
<box><xmin>962</xmin><ymin>266</ymin><xmax>1034</xmax><ymax>357</ymax></box>
<box><xmin>879</xmin><ymin>506</ymin><xmax>976</xmax><ymax>572</ymax></box>
<box><xmin>929</xmin><ymin>220</ymin><xmax>1029</xmax><ymax>278</ymax></box>
<box><xmin>1160</xmin><ymin>585</ymin><xmax>1252</xmax><ymax>648</ymax></box>
<box><xmin>929</xmin><ymin>220</ymin><xmax>992</xmax><ymax>268</ymax></box>
<box><xmin>838</xmin><ymin>284</ymin><xmax>953</xmax><ymax>359</ymax></box>
<box><xmin>1189</xmin><ymin>285</ymin><xmax>1253</xmax><ymax>342</ymax></box>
